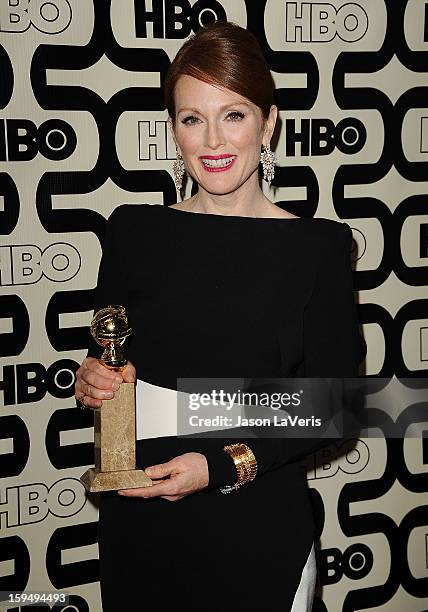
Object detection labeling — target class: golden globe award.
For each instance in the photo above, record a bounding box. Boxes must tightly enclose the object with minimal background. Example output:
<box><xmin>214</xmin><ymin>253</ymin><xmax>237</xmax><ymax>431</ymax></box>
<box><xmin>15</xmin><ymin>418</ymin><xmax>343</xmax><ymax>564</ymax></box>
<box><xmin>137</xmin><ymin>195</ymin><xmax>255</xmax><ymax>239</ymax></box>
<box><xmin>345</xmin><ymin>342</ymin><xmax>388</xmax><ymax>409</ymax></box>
<box><xmin>80</xmin><ymin>305</ymin><xmax>152</xmax><ymax>492</ymax></box>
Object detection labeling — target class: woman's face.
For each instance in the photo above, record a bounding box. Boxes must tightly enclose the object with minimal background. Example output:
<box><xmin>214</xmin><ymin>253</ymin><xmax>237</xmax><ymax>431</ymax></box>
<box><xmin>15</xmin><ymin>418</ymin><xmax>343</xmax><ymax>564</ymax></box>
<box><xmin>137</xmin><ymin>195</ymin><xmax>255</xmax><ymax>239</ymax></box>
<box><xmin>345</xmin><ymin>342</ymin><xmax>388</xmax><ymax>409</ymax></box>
<box><xmin>170</xmin><ymin>75</ymin><xmax>277</xmax><ymax>195</ymax></box>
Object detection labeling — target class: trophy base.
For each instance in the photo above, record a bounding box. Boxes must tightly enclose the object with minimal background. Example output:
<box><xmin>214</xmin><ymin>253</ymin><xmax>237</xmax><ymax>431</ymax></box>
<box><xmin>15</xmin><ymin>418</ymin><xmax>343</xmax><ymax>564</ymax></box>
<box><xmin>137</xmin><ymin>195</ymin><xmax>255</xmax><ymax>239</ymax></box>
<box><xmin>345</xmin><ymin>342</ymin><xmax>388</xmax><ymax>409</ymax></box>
<box><xmin>80</xmin><ymin>468</ymin><xmax>153</xmax><ymax>492</ymax></box>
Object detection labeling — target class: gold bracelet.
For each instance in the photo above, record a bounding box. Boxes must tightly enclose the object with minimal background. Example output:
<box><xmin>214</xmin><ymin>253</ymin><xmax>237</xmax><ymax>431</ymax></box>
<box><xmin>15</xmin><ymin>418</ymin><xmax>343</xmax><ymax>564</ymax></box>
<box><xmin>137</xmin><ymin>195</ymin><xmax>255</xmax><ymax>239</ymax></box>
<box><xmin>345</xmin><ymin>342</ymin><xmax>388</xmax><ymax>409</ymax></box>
<box><xmin>220</xmin><ymin>443</ymin><xmax>258</xmax><ymax>494</ymax></box>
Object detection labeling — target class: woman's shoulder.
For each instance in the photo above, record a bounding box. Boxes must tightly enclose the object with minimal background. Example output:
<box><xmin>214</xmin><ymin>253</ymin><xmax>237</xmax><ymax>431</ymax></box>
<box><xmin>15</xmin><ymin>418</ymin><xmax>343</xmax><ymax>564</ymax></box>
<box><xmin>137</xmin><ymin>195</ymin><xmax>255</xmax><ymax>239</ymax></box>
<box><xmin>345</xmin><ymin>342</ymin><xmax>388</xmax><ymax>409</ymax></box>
<box><xmin>108</xmin><ymin>203</ymin><xmax>157</xmax><ymax>223</ymax></box>
<box><xmin>273</xmin><ymin>217</ymin><xmax>353</xmax><ymax>270</ymax></box>
<box><xmin>105</xmin><ymin>204</ymin><xmax>163</xmax><ymax>239</ymax></box>
<box><xmin>312</xmin><ymin>217</ymin><xmax>351</xmax><ymax>238</ymax></box>
<box><xmin>102</xmin><ymin>205</ymin><xmax>165</xmax><ymax>255</ymax></box>
<box><xmin>310</xmin><ymin>218</ymin><xmax>352</xmax><ymax>253</ymax></box>
<box><xmin>310</xmin><ymin>219</ymin><xmax>353</xmax><ymax>265</ymax></box>
<box><xmin>319</xmin><ymin>218</ymin><xmax>352</xmax><ymax>244</ymax></box>
<box><xmin>271</xmin><ymin>213</ymin><xmax>351</xmax><ymax>242</ymax></box>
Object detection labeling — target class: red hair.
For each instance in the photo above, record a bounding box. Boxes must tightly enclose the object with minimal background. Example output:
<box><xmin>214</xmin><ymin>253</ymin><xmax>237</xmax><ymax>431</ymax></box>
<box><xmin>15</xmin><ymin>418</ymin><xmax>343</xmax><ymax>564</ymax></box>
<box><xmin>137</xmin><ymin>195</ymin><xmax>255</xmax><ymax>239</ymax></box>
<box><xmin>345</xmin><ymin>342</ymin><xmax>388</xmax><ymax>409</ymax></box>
<box><xmin>163</xmin><ymin>20</ymin><xmax>275</xmax><ymax>127</ymax></box>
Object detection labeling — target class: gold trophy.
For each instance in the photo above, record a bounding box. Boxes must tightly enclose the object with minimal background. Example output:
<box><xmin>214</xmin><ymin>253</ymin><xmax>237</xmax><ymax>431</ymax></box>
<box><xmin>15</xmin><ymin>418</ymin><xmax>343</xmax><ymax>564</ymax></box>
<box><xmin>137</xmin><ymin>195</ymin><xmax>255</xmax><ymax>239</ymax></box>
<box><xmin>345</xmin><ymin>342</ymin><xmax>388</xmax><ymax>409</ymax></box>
<box><xmin>80</xmin><ymin>305</ymin><xmax>152</xmax><ymax>492</ymax></box>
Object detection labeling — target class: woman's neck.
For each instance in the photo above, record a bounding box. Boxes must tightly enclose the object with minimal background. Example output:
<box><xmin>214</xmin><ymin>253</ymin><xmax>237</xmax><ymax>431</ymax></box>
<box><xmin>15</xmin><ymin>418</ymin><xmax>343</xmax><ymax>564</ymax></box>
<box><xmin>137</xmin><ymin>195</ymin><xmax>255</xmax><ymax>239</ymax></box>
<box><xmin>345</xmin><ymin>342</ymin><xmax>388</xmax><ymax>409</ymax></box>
<box><xmin>186</xmin><ymin>185</ymin><xmax>272</xmax><ymax>218</ymax></box>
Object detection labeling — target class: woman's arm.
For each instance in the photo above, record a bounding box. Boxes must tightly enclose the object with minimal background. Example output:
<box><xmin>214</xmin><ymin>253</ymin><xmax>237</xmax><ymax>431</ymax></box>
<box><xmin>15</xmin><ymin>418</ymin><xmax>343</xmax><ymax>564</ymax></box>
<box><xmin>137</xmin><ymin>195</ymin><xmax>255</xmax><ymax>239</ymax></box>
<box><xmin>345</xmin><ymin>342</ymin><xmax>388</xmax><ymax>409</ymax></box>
<box><xmin>199</xmin><ymin>221</ymin><xmax>361</xmax><ymax>491</ymax></box>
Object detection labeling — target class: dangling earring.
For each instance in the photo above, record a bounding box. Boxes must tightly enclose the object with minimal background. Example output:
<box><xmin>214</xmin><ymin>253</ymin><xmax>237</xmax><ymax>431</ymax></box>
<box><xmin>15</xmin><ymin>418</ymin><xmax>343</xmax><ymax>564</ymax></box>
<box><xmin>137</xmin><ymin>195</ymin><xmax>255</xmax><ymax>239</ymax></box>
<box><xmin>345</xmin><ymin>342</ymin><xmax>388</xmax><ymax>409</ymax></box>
<box><xmin>173</xmin><ymin>146</ymin><xmax>185</xmax><ymax>191</ymax></box>
<box><xmin>260</xmin><ymin>142</ymin><xmax>276</xmax><ymax>187</ymax></box>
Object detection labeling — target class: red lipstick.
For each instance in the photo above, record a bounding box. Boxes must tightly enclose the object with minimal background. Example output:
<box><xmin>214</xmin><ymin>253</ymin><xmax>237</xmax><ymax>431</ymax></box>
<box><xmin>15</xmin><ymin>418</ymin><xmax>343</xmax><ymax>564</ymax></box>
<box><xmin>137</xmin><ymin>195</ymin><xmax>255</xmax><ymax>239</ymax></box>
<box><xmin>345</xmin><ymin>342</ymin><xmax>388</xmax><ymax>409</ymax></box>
<box><xmin>199</xmin><ymin>154</ymin><xmax>236</xmax><ymax>160</ymax></box>
<box><xmin>199</xmin><ymin>154</ymin><xmax>237</xmax><ymax>173</ymax></box>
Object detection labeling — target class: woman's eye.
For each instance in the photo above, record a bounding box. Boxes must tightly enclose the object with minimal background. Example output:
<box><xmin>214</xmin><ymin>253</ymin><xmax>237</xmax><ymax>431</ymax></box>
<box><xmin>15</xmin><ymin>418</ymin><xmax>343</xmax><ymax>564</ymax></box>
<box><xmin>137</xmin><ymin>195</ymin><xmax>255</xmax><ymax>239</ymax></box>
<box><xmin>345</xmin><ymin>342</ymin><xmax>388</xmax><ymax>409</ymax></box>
<box><xmin>227</xmin><ymin>111</ymin><xmax>245</xmax><ymax>121</ymax></box>
<box><xmin>181</xmin><ymin>111</ymin><xmax>245</xmax><ymax>125</ymax></box>
<box><xmin>181</xmin><ymin>115</ymin><xmax>199</xmax><ymax>125</ymax></box>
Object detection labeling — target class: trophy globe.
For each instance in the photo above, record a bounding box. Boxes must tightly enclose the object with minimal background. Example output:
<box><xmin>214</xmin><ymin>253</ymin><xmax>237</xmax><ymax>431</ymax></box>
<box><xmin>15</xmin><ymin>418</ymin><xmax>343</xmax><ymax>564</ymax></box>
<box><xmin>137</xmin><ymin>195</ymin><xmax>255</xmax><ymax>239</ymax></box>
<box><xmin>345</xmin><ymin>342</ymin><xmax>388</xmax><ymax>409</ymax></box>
<box><xmin>90</xmin><ymin>305</ymin><xmax>132</xmax><ymax>370</ymax></box>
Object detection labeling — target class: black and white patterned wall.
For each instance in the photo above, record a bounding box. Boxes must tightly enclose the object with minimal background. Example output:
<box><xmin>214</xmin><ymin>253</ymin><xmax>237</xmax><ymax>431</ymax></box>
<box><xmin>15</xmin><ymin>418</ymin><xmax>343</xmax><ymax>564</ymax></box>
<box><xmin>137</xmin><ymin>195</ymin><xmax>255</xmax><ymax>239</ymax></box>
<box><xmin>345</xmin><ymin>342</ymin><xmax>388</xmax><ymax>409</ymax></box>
<box><xmin>1</xmin><ymin>1</ymin><xmax>427</xmax><ymax>611</ymax></box>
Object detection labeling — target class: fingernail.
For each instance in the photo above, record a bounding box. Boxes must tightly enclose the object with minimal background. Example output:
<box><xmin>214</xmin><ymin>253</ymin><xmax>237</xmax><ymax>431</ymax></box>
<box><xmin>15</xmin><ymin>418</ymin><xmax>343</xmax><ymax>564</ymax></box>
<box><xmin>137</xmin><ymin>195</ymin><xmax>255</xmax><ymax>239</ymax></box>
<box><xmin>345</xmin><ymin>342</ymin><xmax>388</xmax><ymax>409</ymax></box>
<box><xmin>103</xmin><ymin>391</ymin><xmax>114</xmax><ymax>398</ymax></box>
<box><xmin>115</xmin><ymin>377</ymin><xmax>122</xmax><ymax>384</ymax></box>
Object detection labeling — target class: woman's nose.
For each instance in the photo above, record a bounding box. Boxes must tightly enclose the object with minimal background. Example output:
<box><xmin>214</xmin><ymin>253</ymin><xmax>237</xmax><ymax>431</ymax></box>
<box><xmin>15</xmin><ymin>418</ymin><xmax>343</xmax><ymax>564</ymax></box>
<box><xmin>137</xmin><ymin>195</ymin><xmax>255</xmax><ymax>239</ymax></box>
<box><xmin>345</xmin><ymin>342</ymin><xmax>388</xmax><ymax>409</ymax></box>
<box><xmin>205</xmin><ymin>121</ymin><xmax>225</xmax><ymax>149</ymax></box>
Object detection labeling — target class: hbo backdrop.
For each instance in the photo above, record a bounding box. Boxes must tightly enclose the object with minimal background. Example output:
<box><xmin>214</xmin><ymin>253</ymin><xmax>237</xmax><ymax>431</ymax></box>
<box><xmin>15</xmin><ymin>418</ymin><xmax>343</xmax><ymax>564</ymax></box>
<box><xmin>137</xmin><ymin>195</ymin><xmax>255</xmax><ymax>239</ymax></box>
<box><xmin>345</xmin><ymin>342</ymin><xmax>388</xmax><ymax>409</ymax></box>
<box><xmin>1</xmin><ymin>1</ymin><xmax>427</xmax><ymax>611</ymax></box>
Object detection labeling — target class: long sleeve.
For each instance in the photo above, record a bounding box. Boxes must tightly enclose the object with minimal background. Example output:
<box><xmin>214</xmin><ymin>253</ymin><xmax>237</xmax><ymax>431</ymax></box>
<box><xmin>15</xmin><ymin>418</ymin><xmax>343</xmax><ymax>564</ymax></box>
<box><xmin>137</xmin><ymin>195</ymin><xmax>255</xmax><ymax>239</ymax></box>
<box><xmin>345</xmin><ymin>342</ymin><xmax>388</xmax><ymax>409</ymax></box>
<box><xmin>302</xmin><ymin>222</ymin><xmax>360</xmax><ymax>378</ymax></box>
<box><xmin>85</xmin><ymin>205</ymin><xmax>130</xmax><ymax>360</ymax></box>
<box><xmin>201</xmin><ymin>221</ymin><xmax>361</xmax><ymax>490</ymax></box>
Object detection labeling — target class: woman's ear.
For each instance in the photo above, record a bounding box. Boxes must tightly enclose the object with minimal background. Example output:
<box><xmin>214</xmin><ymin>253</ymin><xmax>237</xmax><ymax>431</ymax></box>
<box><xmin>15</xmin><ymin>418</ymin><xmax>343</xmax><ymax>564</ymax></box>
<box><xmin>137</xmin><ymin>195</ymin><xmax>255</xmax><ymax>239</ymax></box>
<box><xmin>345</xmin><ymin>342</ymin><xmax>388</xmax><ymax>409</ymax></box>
<box><xmin>167</xmin><ymin>117</ymin><xmax>180</xmax><ymax>153</ymax></box>
<box><xmin>262</xmin><ymin>105</ymin><xmax>278</xmax><ymax>146</ymax></box>
<box><xmin>167</xmin><ymin>116</ymin><xmax>175</xmax><ymax>139</ymax></box>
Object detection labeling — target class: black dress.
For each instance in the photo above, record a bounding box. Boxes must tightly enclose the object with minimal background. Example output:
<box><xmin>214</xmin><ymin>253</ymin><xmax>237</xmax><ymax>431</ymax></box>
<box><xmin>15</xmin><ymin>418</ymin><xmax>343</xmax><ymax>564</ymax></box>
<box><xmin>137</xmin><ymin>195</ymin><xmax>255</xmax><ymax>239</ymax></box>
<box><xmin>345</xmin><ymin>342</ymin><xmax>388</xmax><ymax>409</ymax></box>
<box><xmin>86</xmin><ymin>203</ymin><xmax>360</xmax><ymax>612</ymax></box>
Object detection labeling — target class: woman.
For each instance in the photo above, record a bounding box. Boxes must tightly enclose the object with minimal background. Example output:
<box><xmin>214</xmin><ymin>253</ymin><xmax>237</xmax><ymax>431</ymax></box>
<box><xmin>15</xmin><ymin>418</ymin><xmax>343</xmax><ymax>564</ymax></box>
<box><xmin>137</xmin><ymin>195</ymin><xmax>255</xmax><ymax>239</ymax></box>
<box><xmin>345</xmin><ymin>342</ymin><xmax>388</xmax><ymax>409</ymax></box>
<box><xmin>75</xmin><ymin>20</ymin><xmax>360</xmax><ymax>612</ymax></box>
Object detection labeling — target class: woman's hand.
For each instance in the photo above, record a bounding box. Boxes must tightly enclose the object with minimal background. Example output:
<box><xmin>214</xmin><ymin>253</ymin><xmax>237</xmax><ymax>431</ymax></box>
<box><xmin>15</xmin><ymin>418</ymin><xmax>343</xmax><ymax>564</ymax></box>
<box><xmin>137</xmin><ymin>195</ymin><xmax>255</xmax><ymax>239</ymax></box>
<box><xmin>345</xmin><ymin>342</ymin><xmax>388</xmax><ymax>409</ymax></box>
<box><xmin>75</xmin><ymin>360</ymin><xmax>210</xmax><ymax>500</ymax></box>
<box><xmin>118</xmin><ymin>452</ymin><xmax>209</xmax><ymax>502</ymax></box>
<box><xmin>74</xmin><ymin>356</ymin><xmax>136</xmax><ymax>409</ymax></box>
